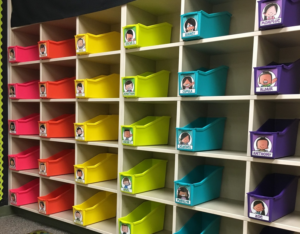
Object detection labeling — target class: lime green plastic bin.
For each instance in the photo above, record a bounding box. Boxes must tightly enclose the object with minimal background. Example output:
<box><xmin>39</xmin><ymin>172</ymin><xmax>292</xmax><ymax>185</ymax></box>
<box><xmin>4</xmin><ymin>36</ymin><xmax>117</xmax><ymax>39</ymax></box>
<box><xmin>120</xmin><ymin>159</ymin><xmax>167</xmax><ymax>194</ymax></box>
<box><xmin>119</xmin><ymin>201</ymin><xmax>166</xmax><ymax>234</ymax></box>
<box><xmin>121</xmin><ymin>116</ymin><xmax>171</xmax><ymax>146</ymax></box>
<box><xmin>123</xmin><ymin>23</ymin><xmax>172</xmax><ymax>49</ymax></box>
<box><xmin>122</xmin><ymin>70</ymin><xmax>170</xmax><ymax>98</ymax></box>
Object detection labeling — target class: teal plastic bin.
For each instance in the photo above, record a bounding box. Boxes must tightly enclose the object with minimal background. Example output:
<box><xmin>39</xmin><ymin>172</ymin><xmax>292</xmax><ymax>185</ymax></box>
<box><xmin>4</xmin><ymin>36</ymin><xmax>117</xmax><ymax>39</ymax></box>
<box><xmin>181</xmin><ymin>11</ymin><xmax>232</xmax><ymax>40</ymax></box>
<box><xmin>175</xmin><ymin>212</ymin><xmax>221</xmax><ymax>234</ymax></box>
<box><xmin>174</xmin><ymin>165</ymin><xmax>224</xmax><ymax>206</ymax></box>
<box><xmin>176</xmin><ymin>117</ymin><xmax>226</xmax><ymax>152</ymax></box>
<box><xmin>178</xmin><ymin>66</ymin><xmax>229</xmax><ymax>96</ymax></box>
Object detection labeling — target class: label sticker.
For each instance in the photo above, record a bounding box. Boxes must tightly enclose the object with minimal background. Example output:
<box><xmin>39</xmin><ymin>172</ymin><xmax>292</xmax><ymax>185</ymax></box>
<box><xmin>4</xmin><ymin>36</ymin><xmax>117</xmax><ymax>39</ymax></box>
<box><xmin>76</xmin><ymin>82</ymin><xmax>85</xmax><ymax>97</ymax></box>
<box><xmin>9</xmin><ymin>85</ymin><xmax>16</xmax><ymax>98</ymax></box>
<box><xmin>122</xmin><ymin>127</ymin><xmax>133</xmax><ymax>145</ymax></box>
<box><xmin>120</xmin><ymin>175</ymin><xmax>132</xmax><ymax>193</ymax></box>
<box><xmin>179</xmin><ymin>74</ymin><xmax>196</xmax><ymax>94</ymax></box>
<box><xmin>120</xmin><ymin>222</ymin><xmax>131</xmax><ymax>234</ymax></box>
<box><xmin>252</xmin><ymin>134</ymin><xmax>273</xmax><ymax>158</ymax></box>
<box><xmin>249</xmin><ymin>197</ymin><xmax>270</xmax><ymax>221</ymax></box>
<box><xmin>39</xmin><ymin>124</ymin><xmax>47</xmax><ymax>137</ymax></box>
<box><xmin>175</xmin><ymin>184</ymin><xmax>191</xmax><ymax>205</ymax></box>
<box><xmin>124</xmin><ymin>27</ymin><xmax>137</xmax><ymax>46</ymax></box>
<box><xmin>39</xmin><ymin>162</ymin><xmax>47</xmax><ymax>175</ymax></box>
<box><xmin>260</xmin><ymin>0</ymin><xmax>282</xmax><ymax>27</ymax></box>
<box><xmin>9</xmin><ymin>157</ymin><xmax>16</xmax><ymax>169</ymax></box>
<box><xmin>182</xmin><ymin>16</ymin><xmax>199</xmax><ymax>37</ymax></box>
<box><xmin>10</xmin><ymin>193</ymin><xmax>17</xmax><ymax>205</ymax></box>
<box><xmin>39</xmin><ymin>83</ymin><xmax>47</xmax><ymax>97</ymax></box>
<box><xmin>123</xmin><ymin>78</ymin><xmax>135</xmax><ymax>96</ymax></box>
<box><xmin>74</xmin><ymin>210</ymin><xmax>83</xmax><ymax>225</ymax></box>
<box><xmin>178</xmin><ymin>130</ymin><xmax>193</xmax><ymax>150</ymax></box>
<box><xmin>75</xmin><ymin>126</ymin><xmax>85</xmax><ymax>140</ymax></box>
<box><xmin>9</xmin><ymin>122</ymin><xmax>16</xmax><ymax>134</ymax></box>
<box><xmin>39</xmin><ymin>200</ymin><xmax>46</xmax><ymax>214</ymax></box>
<box><xmin>76</xmin><ymin>36</ymin><xmax>86</xmax><ymax>52</ymax></box>
<box><xmin>9</xmin><ymin>48</ymin><xmax>16</xmax><ymax>61</ymax></box>
<box><xmin>75</xmin><ymin>168</ymin><xmax>85</xmax><ymax>183</ymax></box>
<box><xmin>256</xmin><ymin>69</ymin><xmax>278</xmax><ymax>92</ymax></box>
<box><xmin>39</xmin><ymin>43</ymin><xmax>47</xmax><ymax>57</ymax></box>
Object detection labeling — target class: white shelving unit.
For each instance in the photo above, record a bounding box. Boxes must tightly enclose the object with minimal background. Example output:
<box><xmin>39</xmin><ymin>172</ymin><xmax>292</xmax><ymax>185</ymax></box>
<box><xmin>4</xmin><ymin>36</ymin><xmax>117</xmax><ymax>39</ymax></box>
<box><xmin>7</xmin><ymin>0</ymin><xmax>300</xmax><ymax>233</ymax></box>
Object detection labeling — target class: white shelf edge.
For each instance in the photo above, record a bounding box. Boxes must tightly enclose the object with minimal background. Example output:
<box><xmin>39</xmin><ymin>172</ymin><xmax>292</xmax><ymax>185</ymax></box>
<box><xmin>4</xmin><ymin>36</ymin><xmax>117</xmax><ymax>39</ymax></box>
<box><xmin>77</xmin><ymin>98</ymin><xmax>120</xmax><ymax>102</ymax></box>
<box><xmin>77</xmin><ymin>50</ymin><xmax>121</xmax><ymax>59</ymax></box>
<box><xmin>125</xmin><ymin>42</ymin><xmax>181</xmax><ymax>54</ymax></box>
<box><xmin>10</xmin><ymin>60</ymin><xmax>40</xmax><ymax>66</ymax></box>
<box><xmin>40</xmin><ymin>56</ymin><xmax>77</xmax><ymax>63</ymax></box>
<box><xmin>76</xmin><ymin>141</ymin><xmax>119</xmax><ymax>148</ymax></box>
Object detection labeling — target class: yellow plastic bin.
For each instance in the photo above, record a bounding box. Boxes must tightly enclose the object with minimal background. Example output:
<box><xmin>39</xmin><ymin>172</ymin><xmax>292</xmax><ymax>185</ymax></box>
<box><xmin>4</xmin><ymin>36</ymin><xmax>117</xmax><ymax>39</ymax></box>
<box><xmin>75</xmin><ymin>32</ymin><xmax>120</xmax><ymax>55</ymax></box>
<box><xmin>74</xmin><ymin>153</ymin><xmax>118</xmax><ymax>184</ymax></box>
<box><xmin>119</xmin><ymin>201</ymin><xmax>166</xmax><ymax>234</ymax></box>
<box><xmin>74</xmin><ymin>115</ymin><xmax>119</xmax><ymax>142</ymax></box>
<box><xmin>75</xmin><ymin>74</ymin><xmax>120</xmax><ymax>98</ymax></box>
<box><xmin>73</xmin><ymin>191</ymin><xmax>117</xmax><ymax>226</ymax></box>
<box><xmin>120</xmin><ymin>159</ymin><xmax>167</xmax><ymax>194</ymax></box>
<box><xmin>123</xmin><ymin>23</ymin><xmax>172</xmax><ymax>49</ymax></box>
<box><xmin>121</xmin><ymin>116</ymin><xmax>170</xmax><ymax>146</ymax></box>
<box><xmin>122</xmin><ymin>70</ymin><xmax>170</xmax><ymax>98</ymax></box>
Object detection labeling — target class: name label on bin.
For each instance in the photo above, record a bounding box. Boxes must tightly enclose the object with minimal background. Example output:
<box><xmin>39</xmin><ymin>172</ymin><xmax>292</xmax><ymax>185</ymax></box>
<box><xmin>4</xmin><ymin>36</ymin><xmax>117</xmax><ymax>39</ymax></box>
<box><xmin>74</xmin><ymin>210</ymin><xmax>83</xmax><ymax>225</ymax></box>
<box><xmin>249</xmin><ymin>197</ymin><xmax>270</xmax><ymax>221</ymax></box>
<box><xmin>256</xmin><ymin>68</ymin><xmax>278</xmax><ymax>93</ymax></box>
<box><xmin>9</xmin><ymin>157</ymin><xmax>16</xmax><ymax>169</ymax></box>
<box><xmin>39</xmin><ymin>162</ymin><xmax>47</xmax><ymax>175</ymax></box>
<box><xmin>39</xmin><ymin>123</ymin><xmax>47</xmax><ymax>137</ymax></box>
<box><xmin>178</xmin><ymin>130</ymin><xmax>193</xmax><ymax>150</ymax></box>
<box><xmin>252</xmin><ymin>134</ymin><xmax>273</xmax><ymax>157</ymax></box>
<box><xmin>123</xmin><ymin>78</ymin><xmax>135</xmax><ymax>96</ymax></box>
<box><xmin>8</xmin><ymin>48</ymin><xmax>16</xmax><ymax>61</ymax></box>
<box><xmin>9</xmin><ymin>85</ymin><xmax>16</xmax><ymax>98</ymax></box>
<box><xmin>39</xmin><ymin>43</ymin><xmax>47</xmax><ymax>57</ymax></box>
<box><xmin>77</xmin><ymin>36</ymin><xmax>86</xmax><ymax>53</ymax></box>
<box><xmin>76</xmin><ymin>168</ymin><xmax>85</xmax><ymax>183</ymax></box>
<box><xmin>122</xmin><ymin>127</ymin><xmax>133</xmax><ymax>145</ymax></box>
<box><xmin>120</xmin><ymin>222</ymin><xmax>131</xmax><ymax>234</ymax></box>
<box><xmin>179</xmin><ymin>74</ymin><xmax>196</xmax><ymax>94</ymax></box>
<box><xmin>10</xmin><ymin>193</ymin><xmax>17</xmax><ymax>205</ymax></box>
<box><xmin>38</xmin><ymin>200</ymin><xmax>46</xmax><ymax>214</ymax></box>
<box><xmin>175</xmin><ymin>184</ymin><xmax>191</xmax><ymax>205</ymax></box>
<box><xmin>260</xmin><ymin>0</ymin><xmax>282</xmax><ymax>27</ymax></box>
<box><xmin>120</xmin><ymin>175</ymin><xmax>133</xmax><ymax>193</ymax></box>
<box><xmin>75</xmin><ymin>126</ymin><xmax>85</xmax><ymax>140</ymax></box>
<box><xmin>124</xmin><ymin>27</ymin><xmax>137</xmax><ymax>47</ymax></box>
<box><xmin>39</xmin><ymin>83</ymin><xmax>47</xmax><ymax>97</ymax></box>
<box><xmin>9</xmin><ymin>122</ymin><xmax>16</xmax><ymax>134</ymax></box>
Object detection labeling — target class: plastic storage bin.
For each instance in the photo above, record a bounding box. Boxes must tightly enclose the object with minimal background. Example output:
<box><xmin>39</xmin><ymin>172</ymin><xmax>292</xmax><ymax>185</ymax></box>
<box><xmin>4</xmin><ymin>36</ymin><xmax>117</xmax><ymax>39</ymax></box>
<box><xmin>122</xmin><ymin>70</ymin><xmax>170</xmax><ymax>98</ymax></box>
<box><xmin>8</xmin><ymin>146</ymin><xmax>39</xmax><ymax>171</ymax></box>
<box><xmin>9</xmin><ymin>178</ymin><xmax>39</xmax><ymax>206</ymax></box>
<box><xmin>254</xmin><ymin>59</ymin><xmax>300</xmax><ymax>95</ymax></box>
<box><xmin>75</xmin><ymin>32</ymin><xmax>120</xmax><ymax>55</ymax></box>
<box><xmin>75</xmin><ymin>74</ymin><xmax>120</xmax><ymax>98</ymax></box>
<box><xmin>174</xmin><ymin>165</ymin><xmax>224</xmax><ymax>206</ymax></box>
<box><xmin>74</xmin><ymin>115</ymin><xmax>118</xmax><ymax>142</ymax></box>
<box><xmin>258</xmin><ymin>0</ymin><xmax>300</xmax><ymax>30</ymax></box>
<box><xmin>176</xmin><ymin>117</ymin><xmax>226</xmax><ymax>152</ymax></box>
<box><xmin>178</xmin><ymin>66</ymin><xmax>229</xmax><ymax>96</ymax></box>
<box><xmin>38</xmin><ymin>114</ymin><xmax>75</xmax><ymax>138</ymax></box>
<box><xmin>123</xmin><ymin>23</ymin><xmax>172</xmax><ymax>49</ymax></box>
<box><xmin>250</xmin><ymin>119</ymin><xmax>299</xmax><ymax>159</ymax></box>
<box><xmin>119</xmin><ymin>201</ymin><xmax>165</xmax><ymax>234</ymax></box>
<box><xmin>174</xmin><ymin>212</ymin><xmax>221</xmax><ymax>234</ymax></box>
<box><xmin>121</xmin><ymin>116</ymin><xmax>171</xmax><ymax>146</ymax></box>
<box><xmin>8</xmin><ymin>45</ymin><xmax>39</xmax><ymax>63</ymax></box>
<box><xmin>38</xmin><ymin>39</ymin><xmax>76</xmax><ymax>59</ymax></box>
<box><xmin>260</xmin><ymin>226</ymin><xmax>293</xmax><ymax>234</ymax></box>
<box><xmin>39</xmin><ymin>77</ymin><xmax>76</xmax><ymax>99</ymax></box>
<box><xmin>9</xmin><ymin>113</ymin><xmax>40</xmax><ymax>135</ymax></box>
<box><xmin>38</xmin><ymin>149</ymin><xmax>75</xmax><ymax>176</ymax></box>
<box><xmin>74</xmin><ymin>153</ymin><xmax>118</xmax><ymax>184</ymax></box>
<box><xmin>247</xmin><ymin>173</ymin><xmax>298</xmax><ymax>222</ymax></box>
<box><xmin>8</xmin><ymin>80</ymin><xmax>40</xmax><ymax>99</ymax></box>
<box><xmin>181</xmin><ymin>11</ymin><xmax>232</xmax><ymax>40</ymax></box>
<box><xmin>38</xmin><ymin>184</ymin><xmax>74</xmax><ymax>215</ymax></box>
<box><xmin>119</xmin><ymin>159</ymin><xmax>167</xmax><ymax>194</ymax></box>
<box><xmin>73</xmin><ymin>191</ymin><xmax>117</xmax><ymax>226</ymax></box>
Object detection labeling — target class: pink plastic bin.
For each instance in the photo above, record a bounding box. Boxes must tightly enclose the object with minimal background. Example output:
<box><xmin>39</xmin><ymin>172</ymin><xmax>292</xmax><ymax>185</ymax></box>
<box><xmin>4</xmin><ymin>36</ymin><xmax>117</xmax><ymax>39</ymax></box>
<box><xmin>8</xmin><ymin>80</ymin><xmax>40</xmax><ymax>99</ymax></box>
<box><xmin>9</xmin><ymin>178</ymin><xmax>39</xmax><ymax>206</ymax></box>
<box><xmin>9</xmin><ymin>113</ymin><xmax>40</xmax><ymax>135</ymax></box>
<box><xmin>8</xmin><ymin>45</ymin><xmax>39</xmax><ymax>63</ymax></box>
<box><xmin>8</xmin><ymin>146</ymin><xmax>40</xmax><ymax>171</ymax></box>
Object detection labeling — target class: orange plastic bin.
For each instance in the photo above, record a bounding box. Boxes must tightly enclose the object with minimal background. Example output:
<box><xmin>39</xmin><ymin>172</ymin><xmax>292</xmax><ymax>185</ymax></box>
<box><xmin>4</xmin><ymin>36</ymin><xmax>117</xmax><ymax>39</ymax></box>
<box><xmin>38</xmin><ymin>149</ymin><xmax>75</xmax><ymax>176</ymax></box>
<box><xmin>8</xmin><ymin>45</ymin><xmax>39</xmax><ymax>63</ymax></box>
<box><xmin>38</xmin><ymin>114</ymin><xmax>75</xmax><ymax>138</ymax></box>
<box><xmin>38</xmin><ymin>184</ymin><xmax>74</xmax><ymax>215</ymax></box>
<box><xmin>8</xmin><ymin>146</ymin><xmax>40</xmax><ymax>171</ymax></box>
<box><xmin>39</xmin><ymin>77</ymin><xmax>76</xmax><ymax>99</ymax></box>
<box><xmin>8</xmin><ymin>80</ymin><xmax>40</xmax><ymax>99</ymax></box>
<box><xmin>38</xmin><ymin>39</ymin><xmax>76</xmax><ymax>59</ymax></box>
<box><xmin>9</xmin><ymin>113</ymin><xmax>40</xmax><ymax>135</ymax></box>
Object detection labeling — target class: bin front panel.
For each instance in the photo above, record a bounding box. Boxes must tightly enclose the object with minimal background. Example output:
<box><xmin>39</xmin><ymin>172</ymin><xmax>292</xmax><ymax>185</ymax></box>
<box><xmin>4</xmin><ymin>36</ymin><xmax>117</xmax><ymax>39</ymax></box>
<box><xmin>259</xmin><ymin>0</ymin><xmax>284</xmax><ymax>29</ymax></box>
<box><xmin>122</xmin><ymin>77</ymin><xmax>136</xmax><ymax>97</ymax></box>
<box><xmin>255</xmin><ymin>67</ymin><xmax>280</xmax><ymax>94</ymax></box>
<box><xmin>39</xmin><ymin>161</ymin><xmax>48</xmax><ymax>176</ymax></box>
<box><xmin>39</xmin><ymin>83</ymin><xmax>47</xmax><ymax>98</ymax></box>
<box><xmin>76</xmin><ymin>35</ymin><xmax>87</xmax><ymax>53</ymax></box>
<box><xmin>177</xmin><ymin>129</ymin><xmax>194</xmax><ymax>151</ymax></box>
<box><xmin>251</xmin><ymin>133</ymin><xmax>275</xmax><ymax>158</ymax></box>
<box><xmin>119</xmin><ymin>221</ymin><xmax>131</xmax><ymax>234</ymax></box>
<box><xmin>178</xmin><ymin>72</ymin><xmax>197</xmax><ymax>96</ymax></box>
<box><xmin>175</xmin><ymin>184</ymin><xmax>192</xmax><ymax>205</ymax></box>
<box><xmin>248</xmin><ymin>195</ymin><xmax>271</xmax><ymax>222</ymax></box>
<box><xmin>124</xmin><ymin>26</ymin><xmax>137</xmax><ymax>48</ymax></box>
<box><xmin>122</xmin><ymin>127</ymin><xmax>134</xmax><ymax>145</ymax></box>
<box><xmin>73</xmin><ymin>208</ymin><xmax>84</xmax><ymax>226</ymax></box>
<box><xmin>182</xmin><ymin>13</ymin><xmax>200</xmax><ymax>40</ymax></box>
<box><xmin>120</xmin><ymin>175</ymin><xmax>133</xmax><ymax>193</ymax></box>
<box><xmin>39</xmin><ymin>42</ymin><xmax>48</xmax><ymax>58</ymax></box>
<box><xmin>75</xmin><ymin>124</ymin><xmax>85</xmax><ymax>141</ymax></box>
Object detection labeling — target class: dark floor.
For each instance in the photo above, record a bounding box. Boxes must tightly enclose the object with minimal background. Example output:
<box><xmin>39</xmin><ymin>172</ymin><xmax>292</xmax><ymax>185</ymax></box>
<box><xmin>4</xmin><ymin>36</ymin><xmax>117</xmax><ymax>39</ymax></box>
<box><xmin>0</xmin><ymin>215</ymin><xmax>70</xmax><ymax>234</ymax></box>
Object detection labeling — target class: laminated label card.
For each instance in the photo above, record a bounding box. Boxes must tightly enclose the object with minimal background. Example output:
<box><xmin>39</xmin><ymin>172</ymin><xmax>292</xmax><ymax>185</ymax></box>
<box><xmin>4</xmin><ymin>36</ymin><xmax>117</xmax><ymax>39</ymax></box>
<box><xmin>77</xmin><ymin>36</ymin><xmax>86</xmax><ymax>52</ymax></box>
<box><xmin>124</xmin><ymin>27</ymin><xmax>137</xmax><ymax>46</ymax></box>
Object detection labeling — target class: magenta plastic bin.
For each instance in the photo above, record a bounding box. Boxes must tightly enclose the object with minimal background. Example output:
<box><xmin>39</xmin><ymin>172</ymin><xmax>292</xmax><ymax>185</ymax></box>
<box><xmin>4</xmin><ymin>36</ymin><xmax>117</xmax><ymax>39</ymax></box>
<box><xmin>250</xmin><ymin>119</ymin><xmax>299</xmax><ymax>159</ymax></box>
<box><xmin>8</xmin><ymin>80</ymin><xmax>40</xmax><ymax>99</ymax></box>
<box><xmin>9</xmin><ymin>178</ymin><xmax>39</xmax><ymax>206</ymax></box>
<box><xmin>8</xmin><ymin>146</ymin><xmax>40</xmax><ymax>171</ymax></box>
<box><xmin>247</xmin><ymin>173</ymin><xmax>298</xmax><ymax>222</ymax></box>
<box><xmin>254</xmin><ymin>59</ymin><xmax>300</xmax><ymax>95</ymax></box>
<box><xmin>8</xmin><ymin>113</ymin><xmax>40</xmax><ymax>135</ymax></box>
<box><xmin>258</xmin><ymin>0</ymin><xmax>300</xmax><ymax>30</ymax></box>
<box><xmin>8</xmin><ymin>45</ymin><xmax>39</xmax><ymax>63</ymax></box>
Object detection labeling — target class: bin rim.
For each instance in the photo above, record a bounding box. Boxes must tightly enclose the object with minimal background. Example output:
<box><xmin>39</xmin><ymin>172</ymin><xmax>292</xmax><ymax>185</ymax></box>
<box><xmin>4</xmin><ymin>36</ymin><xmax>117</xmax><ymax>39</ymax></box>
<box><xmin>134</xmin><ymin>70</ymin><xmax>170</xmax><ymax>80</ymax></box>
<box><xmin>38</xmin><ymin>38</ymin><xmax>74</xmax><ymax>44</ymax></box>
<box><xmin>123</xmin><ymin>22</ymin><xmax>173</xmax><ymax>30</ymax></box>
<box><xmin>10</xmin><ymin>178</ymin><xmax>39</xmax><ymax>195</ymax></box>
<box><xmin>38</xmin><ymin>149</ymin><xmax>74</xmax><ymax>163</ymax></box>
<box><xmin>41</xmin><ymin>114</ymin><xmax>75</xmax><ymax>124</ymax></box>
<box><xmin>17</xmin><ymin>182</ymin><xmax>39</xmax><ymax>195</ymax></box>
<box><xmin>39</xmin><ymin>77</ymin><xmax>75</xmax><ymax>85</ymax></box>
<box><xmin>75</xmin><ymin>75</ymin><xmax>106</xmax><ymax>82</ymax></box>
<box><xmin>182</xmin><ymin>10</ymin><xmax>232</xmax><ymax>18</ymax></box>
<box><xmin>39</xmin><ymin>184</ymin><xmax>73</xmax><ymax>202</ymax></box>
<box><xmin>8</xmin><ymin>45</ymin><xmax>38</xmax><ymax>50</ymax></box>
<box><xmin>73</xmin><ymin>191</ymin><xmax>113</xmax><ymax>211</ymax></box>
<box><xmin>12</xmin><ymin>113</ymin><xmax>40</xmax><ymax>123</ymax></box>
<box><xmin>75</xmin><ymin>31</ymin><xmax>120</xmax><ymax>38</ymax></box>
<box><xmin>255</xmin><ymin>59</ymin><xmax>300</xmax><ymax>70</ymax></box>
<box><xmin>8</xmin><ymin>80</ymin><xmax>39</xmax><ymax>87</ymax></box>
<box><xmin>10</xmin><ymin>146</ymin><xmax>39</xmax><ymax>159</ymax></box>
<box><xmin>251</xmin><ymin>119</ymin><xmax>299</xmax><ymax>135</ymax></box>
<box><xmin>124</xmin><ymin>116</ymin><xmax>171</xmax><ymax>129</ymax></box>
<box><xmin>74</xmin><ymin>153</ymin><xmax>117</xmax><ymax>169</ymax></box>
<box><xmin>179</xmin><ymin>117</ymin><xmax>226</xmax><ymax>132</ymax></box>
<box><xmin>75</xmin><ymin>115</ymin><xmax>118</xmax><ymax>126</ymax></box>
<box><xmin>76</xmin><ymin>74</ymin><xmax>119</xmax><ymax>83</ymax></box>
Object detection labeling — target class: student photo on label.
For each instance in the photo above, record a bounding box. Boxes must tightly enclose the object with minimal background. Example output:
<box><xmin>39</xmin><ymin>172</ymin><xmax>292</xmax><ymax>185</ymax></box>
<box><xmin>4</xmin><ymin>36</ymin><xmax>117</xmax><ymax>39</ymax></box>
<box><xmin>182</xmin><ymin>76</ymin><xmax>195</xmax><ymax>90</ymax></box>
<box><xmin>10</xmin><ymin>158</ymin><xmax>16</xmax><ymax>168</ymax></box>
<box><xmin>39</xmin><ymin>162</ymin><xmax>46</xmax><ymax>173</ymax></box>
<box><xmin>76</xmin><ymin>127</ymin><xmax>84</xmax><ymax>137</ymax></box>
<box><xmin>9</xmin><ymin>49</ymin><xmax>15</xmax><ymax>60</ymax></box>
<box><xmin>77</xmin><ymin>83</ymin><xmax>84</xmax><ymax>94</ymax></box>
<box><xmin>40</xmin><ymin>124</ymin><xmax>46</xmax><ymax>135</ymax></box>
<box><xmin>251</xmin><ymin>200</ymin><xmax>268</xmax><ymax>216</ymax></box>
<box><xmin>74</xmin><ymin>210</ymin><xmax>82</xmax><ymax>222</ymax></box>
<box><xmin>254</xmin><ymin>137</ymin><xmax>272</xmax><ymax>152</ymax></box>
<box><xmin>10</xmin><ymin>122</ymin><xmax>16</xmax><ymax>133</ymax></box>
<box><xmin>40</xmin><ymin>44</ymin><xmax>46</xmax><ymax>55</ymax></box>
<box><xmin>76</xmin><ymin>169</ymin><xmax>84</xmax><ymax>181</ymax></box>
<box><xmin>11</xmin><ymin>193</ymin><xmax>16</xmax><ymax>203</ymax></box>
<box><xmin>179</xmin><ymin>132</ymin><xmax>191</xmax><ymax>145</ymax></box>
<box><xmin>9</xmin><ymin>86</ymin><xmax>15</xmax><ymax>97</ymax></box>
<box><xmin>177</xmin><ymin>186</ymin><xmax>190</xmax><ymax>201</ymax></box>
<box><xmin>262</xmin><ymin>3</ymin><xmax>280</xmax><ymax>20</ymax></box>
<box><xmin>121</xmin><ymin>177</ymin><xmax>132</xmax><ymax>192</ymax></box>
<box><xmin>121</xmin><ymin>223</ymin><xmax>130</xmax><ymax>234</ymax></box>
<box><xmin>258</xmin><ymin>71</ymin><xmax>277</xmax><ymax>87</ymax></box>
<box><xmin>123</xmin><ymin>129</ymin><xmax>132</xmax><ymax>141</ymax></box>
<box><xmin>124</xmin><ymin>80</ymin><xmax>134</xmax><ymax>93</ymax></box>
<box><xmin>125</xmin><ymin>29</ymin><xmax>135</xmax><ymax>43</ymax></box>
<box><xmin>39</xmin><ymin>201</ymin><xmax>45</xmax><ymax>212</ymax></box>
<box><xmin>40</xmin><ymin>84</ymin><xmax>46</xmax><ymax>95</ymax></box>
<box><xmin>77</xmin><ymin>38</ymin><xmax>85</xmax><ymax>50</ymax></box>
<box><xmin>185</xmin><ymin>18</ymin><xmax>197</xmax><ymax>32</ymax></box>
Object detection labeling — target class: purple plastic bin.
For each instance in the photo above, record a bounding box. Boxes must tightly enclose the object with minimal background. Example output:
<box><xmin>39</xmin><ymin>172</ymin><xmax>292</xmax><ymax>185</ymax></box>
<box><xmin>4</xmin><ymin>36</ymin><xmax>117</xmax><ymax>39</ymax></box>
<box><xmin>254</xmin><ymin>59</ymin><xmax>300</xmax><ymax>95</ymax></box>
<box><xmin>258</xmin><ymin>0</ymin><xmax>300</xmax><ymax>30</ymax></box>
<box><xmin>250</xmin><ymin>119</ymin><xmax>299</xmax><ymax>159</ymax></box>
<box><xmin>248</xmin><ymin>173</ymin><xmax>298</xmax><ymax>222</ymax></box>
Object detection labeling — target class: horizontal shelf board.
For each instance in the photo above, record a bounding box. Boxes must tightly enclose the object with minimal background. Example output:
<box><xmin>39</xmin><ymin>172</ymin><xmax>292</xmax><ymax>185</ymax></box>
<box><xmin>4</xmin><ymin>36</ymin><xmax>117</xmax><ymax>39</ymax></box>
<box><xmin>254</xmin><ymin>94</ymin><xmax>300</xmax><ymax>102</ymax></box>
<box><xmin>11</xmin><ymin>99</ymin><xmax>40</xmax><ymax>102</ymax></box>
<box><xmin>12</xmin><ymin>169</ymin><xmax>40</xmax><ymax>177</ymax></box>
<box><xmin>179</xmin><ymin>150</ymin><xmax>248</xmax><ymax>161</ymax></box>
<box><xmin>180</xmin><ymin>96</ymin><xmax>251</xmax><ymax>102</ymax></box>
<box><xmin>50</xmin><ymin>210</ymin><xmax>74</xmax><ymax>225</ymax></box>
<box><xmin>123</xmin><ymin>145</ymin><xmax>177</xmax><ymax>154</ymax></box>
<box><xmin>122</xmin><ymin>187</ymin><xmax>174</xmax><ymax>205</ymax></box>
<box><xmin>77</xmin><ymin>98</ymin><xmax>120</xmax><ymax>103</ymax></box>
<box><xmin>258</xmin><ymin>25</ymin><xmax>300</xmax><ymax>36</ymax></box>
<box><xmin>40</xmin><ymin>56</ymin><xmax>76</xmax><ymax>64</ymax></box>
<box><xmin>11</xmin><ymin>135</ymin><xmax>40</xmax><ymax>140</ymax></box>
<box><xmin>87</xmin><ymin>218</ymin><xmax>116</xmax><ymax>234</ymax></box>
<box><xmin>40</xmin><ymin>99</ymin><xmax>76</xmax><ymax>102</ymax></box>
<box><xmin>76</xmin><ymin>180</ymin><xmax>118</xmax><ymax>193</ymax></box>
<box><xmin>11</xmin><ymin>60</ymin><xmax>40</xmax><ymax>66</ymax></box>
<box><xmin>77</xmin><ymin>50</ymin><xmax>121</xmax><ymax>64</ymax></box>
<box><xmin>47</xmin><ymin>174</ymin><xmax>75</xmax><ymax>184</ymax></box>
<box><xmin>125</xmin><ymin>97</ymin><xmax>179</xmax><ymax>103</ymax></box>
<box><xmin>41</xmin><ymin>137</ymin><xmax>76</xmax><ymax>143</ymax></box>
<box><xmin>251</xmin><ymin>157</ymin><xmax>300</xmax><ymax>167</ymax></box>
<box><xmin>76</xmin><ymin>141</ymin><xmax>119</xmax><ymax>148</ymax></box>
<box><xmin>18</xmin><ymin>203</ymin><xmax>39</xmax><ymax>213</ymax></box>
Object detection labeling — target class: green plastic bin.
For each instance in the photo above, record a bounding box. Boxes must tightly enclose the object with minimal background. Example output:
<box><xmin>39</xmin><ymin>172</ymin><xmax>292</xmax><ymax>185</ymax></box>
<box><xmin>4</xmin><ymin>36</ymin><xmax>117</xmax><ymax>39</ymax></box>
<box><xmin>123</xmin><ymin>23</ymin><xmax>172</xmax><ymax>49</ymax></box>
<box><xmin>121</xmin><ymin>116</ymin><xmax>171</xmax><ymax>146</ymax></box>
<box><xmin>122</xmin><ymin>70</ymin><xmax>170</xmax><ymax>98</ymax></box>
<box><xmin>120</xmin><ymin>159</ymin><xmax>167</xmax><ymax>194</ymax></box>
<box><xmin>119</xmin><ymin>201</ymin><xmax>166</xmax><ymax>234</ymax></box>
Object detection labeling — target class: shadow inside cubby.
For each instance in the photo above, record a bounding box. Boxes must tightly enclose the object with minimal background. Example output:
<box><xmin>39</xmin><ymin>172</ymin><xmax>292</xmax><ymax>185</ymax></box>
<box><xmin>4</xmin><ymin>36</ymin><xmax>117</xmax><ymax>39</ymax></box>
<box><xmin>41</xmin><ymin>59</ymin><xmax>76</xmax><ymax>82</ymax></box>
<box><xmin>11</xmin><ymin>64</ymin><xmax>39</xmax><ymax>84</ymax></box>
<box><xmin>11</xmin><ymin>102</ymin><xmax>40</xmax><ymax>120</ymax></box>
<box><xmin>180</xmin><ymin>101</ymin><xmax>249</xmax><ymax>153</ymax></box>
<box><xmin>124</xmin><ymin>102</ymin><xmax>177</xmax><ymax>147</ymax></box>
<box><xmin>184</xmin><ymin>0</ymin><xmax>256</xmax><ymax>34</ymax></box>
<box><xmin>11</xmin><ymin>24</ymin><xmax>40</xmax><ymax>47</ymax></box>
<box><xmin>121</xmin><ymin>196</ymin><xmax>173</xmax><ymax>234</ymax></box>
<box><xmin>10</xmin><ymin>138</ymin><xmax>40</xmax><ymax>155</ymax></box>
<box><xmin>175</xmin><ymin>207</ymin><xmax>243</xmax><ymax>234</ymax></box>
<box><xmin>182</xmin><ymin>38</ymin><xmax>253</xmax><ymax>96</ymax></box>
<box><xmin>248</xmin><ymin>222</ymin><xmax>300</xmax><ymax>234</ymax></box>
<box><xmin>42</xmin><ymin>102</ymin><xmax>75</xmax><ymax>122</ymax></box>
